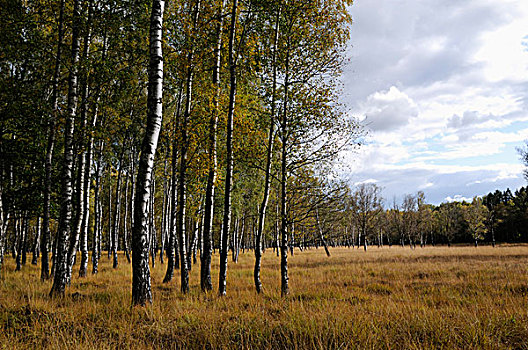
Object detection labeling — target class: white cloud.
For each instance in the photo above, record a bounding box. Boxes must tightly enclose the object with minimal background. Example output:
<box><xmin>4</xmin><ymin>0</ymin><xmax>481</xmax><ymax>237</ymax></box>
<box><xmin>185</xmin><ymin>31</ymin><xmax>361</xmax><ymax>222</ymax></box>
<box><xmin>420</xmin><ymin>182</ymin><xmax>434</xmax><ymax>190</ymax></box>
<box><xmin>467</xmin><ymin>168</ymin><xmax>521</xmax><ymax>186</ymax></box>
<box><xmin>444</xmin><ymin>195</ymin><xmax>472</xmax><ymax>203</ymax></box>
<box><xmin>354</xmin><ymin>178</ymin><xmax>378</xmax><ymax>186</ymax></box>
<box><xmin>359</xmin><ymin>86</ymin><xmax>419</xmax><ymax>132</ymax></box>
<box><xmin>473</xmin><ymin>3</ymin><xmax>528</xmax><ymax>83</ymax></box>
<box><xmin>447</xmin><ymin>111</ymin><xmax>491</xmax><ymax>129</ymax></box>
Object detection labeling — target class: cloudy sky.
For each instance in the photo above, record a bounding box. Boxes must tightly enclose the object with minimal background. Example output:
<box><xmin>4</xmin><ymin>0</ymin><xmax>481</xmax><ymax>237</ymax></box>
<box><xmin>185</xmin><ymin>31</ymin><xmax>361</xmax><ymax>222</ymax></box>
<box><xmin>341</xmin><ymin>0</ymin><xmax>528</xmax><ymax>205</ymax></box>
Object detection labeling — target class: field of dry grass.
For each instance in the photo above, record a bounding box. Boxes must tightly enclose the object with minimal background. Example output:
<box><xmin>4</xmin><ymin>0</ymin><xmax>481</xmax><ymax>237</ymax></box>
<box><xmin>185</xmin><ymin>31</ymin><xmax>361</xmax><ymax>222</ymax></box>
<box><xmin>1</xmin><ymin>245</ymin><xmax>528</xmax><ymax>349</ymax></box>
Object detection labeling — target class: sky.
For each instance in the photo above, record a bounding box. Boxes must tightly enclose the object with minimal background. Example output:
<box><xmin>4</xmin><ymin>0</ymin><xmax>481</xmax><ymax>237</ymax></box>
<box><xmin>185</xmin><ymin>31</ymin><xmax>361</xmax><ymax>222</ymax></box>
<box><xmin>341</xmin><ymin>0</ymin><xmax>528</xmax><ymax>205</ymax></box>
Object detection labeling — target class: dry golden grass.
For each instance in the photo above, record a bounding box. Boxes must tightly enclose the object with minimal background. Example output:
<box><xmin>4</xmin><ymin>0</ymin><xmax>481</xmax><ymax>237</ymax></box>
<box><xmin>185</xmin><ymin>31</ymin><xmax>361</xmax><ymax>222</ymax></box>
<box><xmin>1</xmin><ymin>245</ymin><xmax>528</xmax><ymax>349</ymax></box>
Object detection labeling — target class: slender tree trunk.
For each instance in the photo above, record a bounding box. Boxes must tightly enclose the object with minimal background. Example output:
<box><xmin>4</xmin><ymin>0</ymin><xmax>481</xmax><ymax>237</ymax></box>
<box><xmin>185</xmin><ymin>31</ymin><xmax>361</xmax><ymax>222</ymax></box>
<box><xmin>275</xmin><ymin>201</ymin><xmax>279</xmax><ymax>257</ymax></box>
<box><xmin>122</xmin><ymin>163</ymin><xmax>131</xmax><ymax>263</ymax></box>
<box><xmin>131</xmin><ymin>0</ymin><xmax>164</xmax><ymax>306</ymax></box>
<box><xmin>79</xmin><ymin>34</ymin><xmax>100</xmax><ymax>277</ymax></box>
<box><xmin>236</xmin><ymin>217</ymin><xmax>241</xmax><ymax>262</ymax></box>
<box><xmin>163</xmin><ymin>174</ymin><xmax>174</xmax><ymax>282</ymax></box>
<box><xmin>199</xmin><ymin>210</ymin><xmax>204</xmax><ymax>259</ymax></box>
<box><xmin>159</xmin><ymin>182</ymin><xmax>166</xmax><ymax>264</ymax></box>
<box><xmin>315</xmin><ymin>208</ymin><xmax>330</xmax><ymax>257</ymax></box>
<box><xmin>50</xmin><ymin>0</ymin><xmax>81</xmax><ymax>297</ymax></box>
<box><xmin>130</xmin><ymin>144</ymin><xmax>136</xmax><ymax>242</ymax></box>
<box><xmin>219</xmin><ymin>0</ymin><xmax>238</xmax><ymax>296</ymax></box>
<box><xmin>128</xmin><ymin>147</ymin><xmax>137</xmax><ymax>258</ymax></box>
<box><xmin>11</xmin><ymin>217</ymin><xmax>17</xmax><ymax>260</ymax></box>
<box><xmin>107</xmin><ymin>171</ymin><xmax>112</xmax><ymax>260</ymax></box>
<box><xmin>176</xmin><ymin>155</ymin><xmax>188</xmax><ymax>292</ymax></box>
<box><xmin>0</xmin><ymin>184</ymin><xmax>9</xmax><ymax>279</ymax></box>
<box><xmin>192</xmin><ymin>219</ymin><xmax>198</xmax><ymax>265</ymax></box>
<box><xmin>254</xmin><ymin>4</ymin><xmax>280</xmax><ymax>294</ymax></box>
<box><xmin>11</xmin><ymin>215</ymin><xmax>18</xmax><ymax>260</ymax></box>
<box><xmin>77</xmin><ymin>1</ymin><xmax>95</xmax><ymax>279</ymax></box>
<box><xmin>491</xmin><ymin>223</ymin><xmax>496</xmax><ymax>247</ymax></box>
<box><xmin>177</xmin><ymin>93</ymin><xmax>189</xmax><ymax>288</ymax></box>
<box><xmin>163</xmin><ymin>159</ymin><xmax>175</xmax><ymax>283</ymax></box>
<box><xmin>16</xmin><ymin>216</ymin><xmax>26</xmax><ymax>271</ymax></box>
<box><xmin>159</xmin><ymin>159</ymin><xmax>169</xmax><ymax>264</ymax></box>
<box><xmin>32</xmin><ymin>217</ymin><xmax>41</xmax><ymax>265</ymax></box>
<box><xmin>21</xmin><ymin>216</ymin><xmax>28</xmax><ymax>266</ymax></box>
<box><xmin>149</xmin><ymin>177</ymin><xmax>156</xmax><ymax>267</ymax></box>
<box><xmin>67</xmin><ymin>143</ymin><xmax>85</xmax><ymax>279</ymax></box>
<box><xmin>42</xmin><ymin>0</ymin><xmax>65</xmax><ymax>282</ymax></box>
<box><xmin>163</xmin><ymin>92</ymin><xmax>183</xmax><ymax>283</ymax></box>
<box><xmin>78</xmin><ymin>145</ymin><xmax>91</xmax><ymax>277</ymax></box>
<box><xmin>232</xmin><ymin>216</ymin><xmax>238</xmax><ymax>262</ymax></box>
<box><xmin>115</xmin><ymin>167</ymin><xmax>123</xmax><ymax>268</ymax></box>
<box><xmin>177</xmin><ymin>0</ymin><xmax>200</xmax><ymax>294</ymax></box>
<box><xmin>92</xmin><ymin>139</ymin><xmax>104</xmax><ymax>274</ymax></box>
<box><xmin>66</xmin><ymin>5</ymin><xmax>94</xmax><ymax>281</ymax></box>
<box><xmin>112</xmin><ymin>148</ymin><xmax>125</xmax><ymax>269</ymax></box>
<box><xmin>201</xmin><ymin>0</ymin><xmax>225</xmax><ymax>293</ymax></box>
<box><xmin>51</xmin><ymin>228</ymin><xmax>58</xmax><ymax>277</ymax></box>
<box><xmin>97</xmin><ymin>196</ymin><xmax>102</xmax><ymax>260</ymax></box>
<box><xmin>280</xmin><ymin>45</ymin><xmax>290</xmax><ymax>297</ymax></box>
<box><xmin>187</xmin><ymin>219</ymin><xmax>197</xmax><ymax>270</ymax></box>
<box><xmin>290</xmin><ymin>222</ymin><xmax>295</xmax><ymax>256</ymax></box>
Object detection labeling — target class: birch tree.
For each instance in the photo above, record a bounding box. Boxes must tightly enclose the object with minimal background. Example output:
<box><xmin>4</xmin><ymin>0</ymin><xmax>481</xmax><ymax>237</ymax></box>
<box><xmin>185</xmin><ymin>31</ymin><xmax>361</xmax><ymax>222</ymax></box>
<box><xmin>219</xmin><ymin>0</ymin><xmax>239</xmax><ymax>296</ymax></box>
<box><xmin>131</xmin><ymin>0</ymin><xmax>165</xmax><ymax>306</ymax></box>
<box><xmin>0</xmin><ymin>183</ymin><xmax>9</xmax><ymax>279</ymax></box>
<box><xmin>66</xmin><ymin>0</ymin><xmax>96</xmax><ymax>283</ymax></box>
<box><xmin>41</xmin><ymin>0</ymin><xmax>65</xmax><ymax>281</ymax></box>
<box><xmin>175</xmin><ymin>0</ymin><xmax>203</xmax><ymax>295</ymax></box>
<box><xmin>201</xmin><ymin>0</ymin><xmax>225</xmax><ymax>293</ymax></box>
<box><xmin>274</xmin><ymin>0</ymin><xmax>354</xmax><ymax>295</ymax></box>
<box><xmin>463</xmin><ymin>197</ymin><xmax>488</xmax><ymax>247</ymax></box>
<box><xmin>254</xmin><ymin>0</ymin><xmax>281</xmax><ymax>295</ymax></box>
<box><xmin>437</xmin><ymin>202</ymin><xmax>462</xmax><ymax>247</ymax></box>
<box><xmin>402</xmin><ymin>194</ymin><xmax>418</xmax><ymax>249</ymax></box>
<box><xmin>50</xmin><ymin>0</ymin><xmax>81</xmax><ymax>297</ymax></box>
<box><xmin>352</xmin><ymin>184</ymin><xmax>383</xmax><ymax>251</ymax></box>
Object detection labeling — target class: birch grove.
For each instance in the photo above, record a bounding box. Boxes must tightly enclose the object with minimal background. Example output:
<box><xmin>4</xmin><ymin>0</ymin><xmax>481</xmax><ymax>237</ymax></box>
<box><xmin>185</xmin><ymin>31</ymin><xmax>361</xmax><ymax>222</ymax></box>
<box><xmin>0</xmin><ymin>0</ymin><xmax>437</xmax><ymax>303</ymax></box>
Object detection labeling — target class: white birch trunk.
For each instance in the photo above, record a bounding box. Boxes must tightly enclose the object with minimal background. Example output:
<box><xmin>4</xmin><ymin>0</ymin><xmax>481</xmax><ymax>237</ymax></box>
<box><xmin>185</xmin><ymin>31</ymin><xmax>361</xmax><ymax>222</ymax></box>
<box><xmin>201</xmin><ymin>0</ymin><xmax>225</xmax><ymax>293</ymax></box>
<box><xmin>42</xmin><ymin>0</ymin><xmax>65</xmax><ymax>282</ymax></box>
<box><xmin>132</xmin><ymin>0</ymin><xmax>164</xmax><ymax>306</ymax></box>
<box><xmin>254</xmin><ymin>4</ymin><xmax>281</xmax><ymax>294</ymax></box>
<box><xmin>50</xmin><ymin>0</ymin><xmax>81</xmax><ymax>297</ymax></box>
<box><xmin>219</xmin><ymin>0</ymin><xmax>238</xmax><ymax>297</ymax></box>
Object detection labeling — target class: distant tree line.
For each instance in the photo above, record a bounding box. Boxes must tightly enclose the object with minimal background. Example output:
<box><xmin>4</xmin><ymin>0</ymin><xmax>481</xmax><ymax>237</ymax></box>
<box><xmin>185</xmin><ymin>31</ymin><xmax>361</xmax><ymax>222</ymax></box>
<box><xmin>313</xmin><ymin>185</ymin><xmax>528</xmax><ymax>251</ymax></box>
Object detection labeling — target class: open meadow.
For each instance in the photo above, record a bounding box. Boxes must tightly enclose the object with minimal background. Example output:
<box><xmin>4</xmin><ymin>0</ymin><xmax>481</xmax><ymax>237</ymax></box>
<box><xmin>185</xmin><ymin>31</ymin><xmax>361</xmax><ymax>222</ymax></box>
<box><xmin>1</xmin><ymin>245</ymin><xmax>528</xmax><ymax>349</ymax></box>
